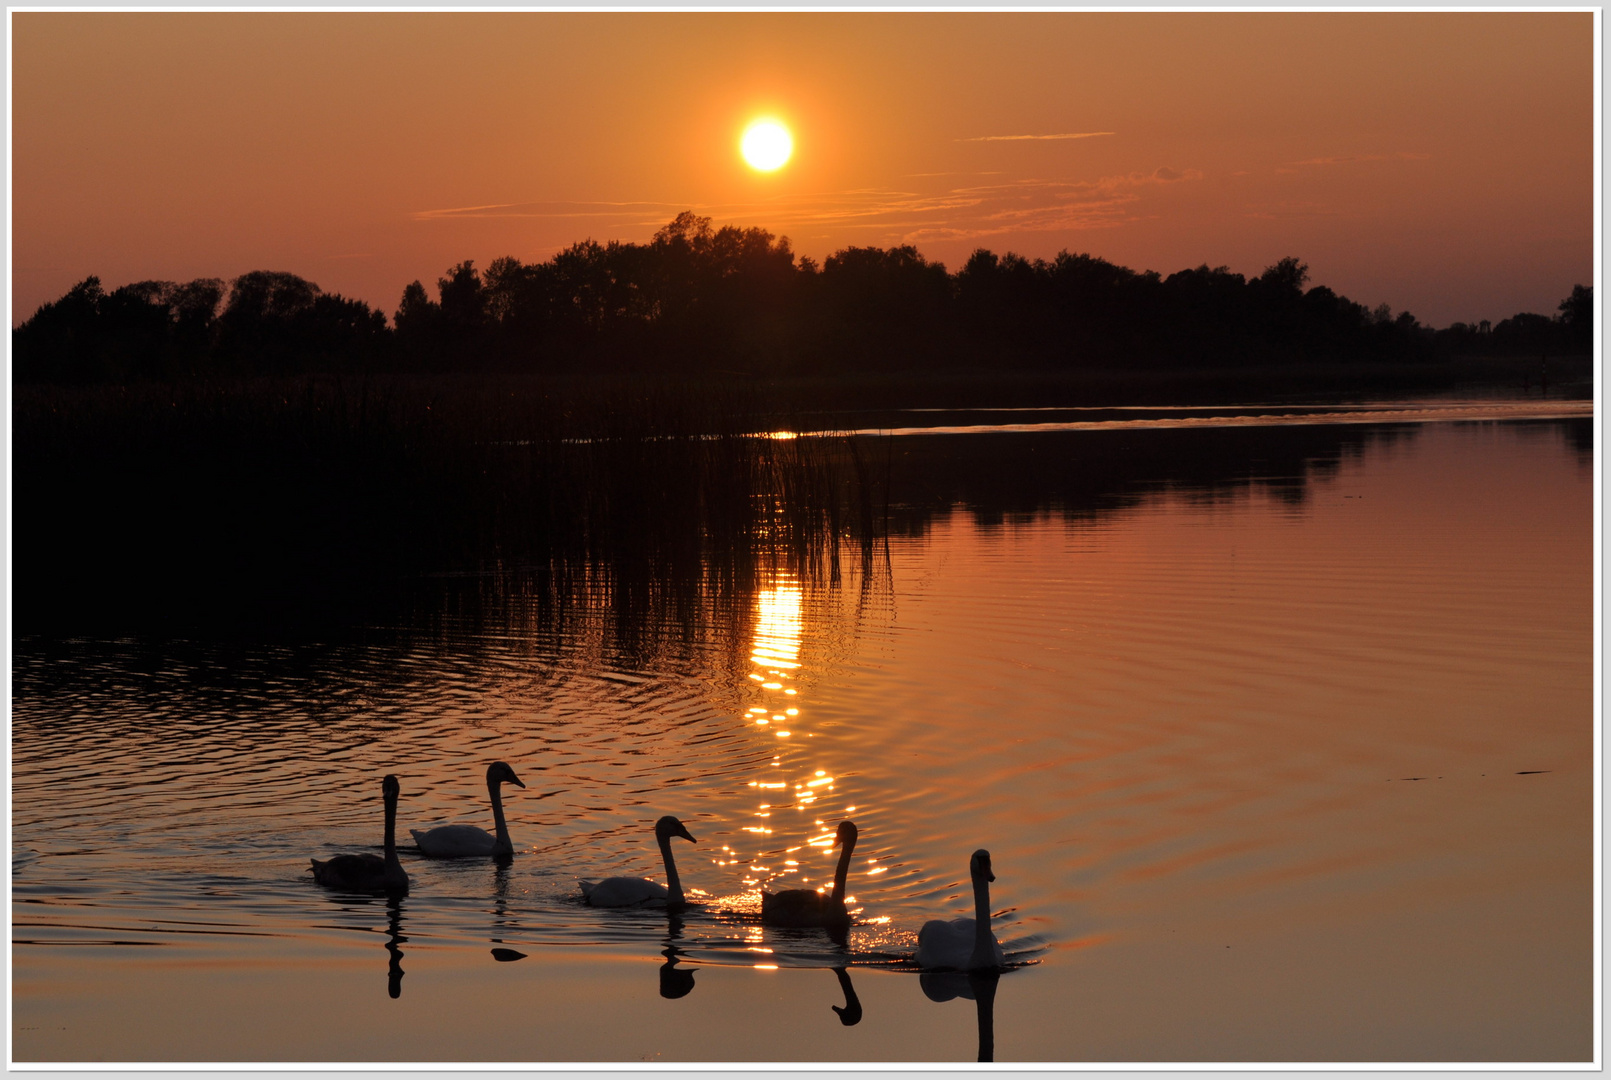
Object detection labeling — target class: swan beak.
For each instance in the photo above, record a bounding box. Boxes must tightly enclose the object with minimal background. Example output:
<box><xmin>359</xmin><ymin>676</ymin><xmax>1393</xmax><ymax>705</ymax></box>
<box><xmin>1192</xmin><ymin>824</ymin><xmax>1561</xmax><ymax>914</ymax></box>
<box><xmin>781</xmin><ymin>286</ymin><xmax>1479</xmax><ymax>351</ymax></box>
<box><xmin>678</xmin><ymin>825</ymin><xmax>697</xmax><ymax>843</ymax></box>
<box><xmin>508</xmin><ymin>773</ymin><xmax>526</xmax><ymax>788</ymax></box>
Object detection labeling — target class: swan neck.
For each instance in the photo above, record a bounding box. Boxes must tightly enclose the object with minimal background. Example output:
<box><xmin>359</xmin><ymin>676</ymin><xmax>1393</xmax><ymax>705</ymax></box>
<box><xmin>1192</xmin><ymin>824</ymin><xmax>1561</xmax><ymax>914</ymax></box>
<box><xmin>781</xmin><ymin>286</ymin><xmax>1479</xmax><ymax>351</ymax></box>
<box><xmin>488</xmin><ymin>778</ymin><xmax>512</xmax><ymax>853</ymax></box>
<box><xmin>383</xmin><ymin>789</ymin><xmax>399</xmax><ymax>864</ymax></box>
<box><xmin>831</xmin><ymin>835</ymin><xmax>856</xmax><ymax>904</ymax></box>
<box><xmin>969</xmin><ymin>871</ymin><xmax>994</xmax><ymax>968</ymax></box>
<box><xmin>658</xmin><ymin>833</ymin><xmax>684</xmax><ymax>905</ymax></box>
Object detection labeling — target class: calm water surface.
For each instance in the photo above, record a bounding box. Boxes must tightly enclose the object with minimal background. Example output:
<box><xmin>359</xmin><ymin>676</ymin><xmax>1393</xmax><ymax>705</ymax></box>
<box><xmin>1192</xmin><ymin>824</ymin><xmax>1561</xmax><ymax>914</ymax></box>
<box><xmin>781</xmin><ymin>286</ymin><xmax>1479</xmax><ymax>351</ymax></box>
<box><xmin>12</xmin><ymin>408</ymin><xmax>1593</xmax><ymax>1062</ymax></box>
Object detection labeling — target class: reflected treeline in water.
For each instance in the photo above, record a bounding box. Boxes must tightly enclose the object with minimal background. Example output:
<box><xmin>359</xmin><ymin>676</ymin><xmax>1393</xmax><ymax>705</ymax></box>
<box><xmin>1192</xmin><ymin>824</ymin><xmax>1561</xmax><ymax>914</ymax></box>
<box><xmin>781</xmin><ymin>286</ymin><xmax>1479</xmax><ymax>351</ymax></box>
<box><xmin>878</xmin><ymin>417</ymin><xmax>1592</xmax><ymax>535</ymax></box>
<box><xmin>16</xmin><ymin>361</ymin><xmax>1590</xmax><ymax>645</ymax></box>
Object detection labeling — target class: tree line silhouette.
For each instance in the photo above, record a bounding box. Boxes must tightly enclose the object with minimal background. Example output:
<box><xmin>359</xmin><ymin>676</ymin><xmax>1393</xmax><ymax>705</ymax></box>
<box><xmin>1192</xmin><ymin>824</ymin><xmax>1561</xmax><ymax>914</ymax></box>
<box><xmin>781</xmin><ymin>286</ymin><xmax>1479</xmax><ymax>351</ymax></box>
<box><xmin>13</xmin><ymin>212</ymin><xmax>1593</xmax><ymax>383</ymax></box>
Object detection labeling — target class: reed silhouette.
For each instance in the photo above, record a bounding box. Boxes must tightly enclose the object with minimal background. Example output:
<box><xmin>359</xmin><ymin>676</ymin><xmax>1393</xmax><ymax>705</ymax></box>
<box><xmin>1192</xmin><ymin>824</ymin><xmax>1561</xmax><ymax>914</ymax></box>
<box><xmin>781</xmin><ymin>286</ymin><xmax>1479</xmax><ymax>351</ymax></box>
<box><xmin>15</xmin><ymin>369</ymin><xmax>1589</xmax><ymax>646</ymax></box>
<box><xmin>13</xmin><ymin>374</ymin><xmax>887</xmax><ymax>635</ymax></box>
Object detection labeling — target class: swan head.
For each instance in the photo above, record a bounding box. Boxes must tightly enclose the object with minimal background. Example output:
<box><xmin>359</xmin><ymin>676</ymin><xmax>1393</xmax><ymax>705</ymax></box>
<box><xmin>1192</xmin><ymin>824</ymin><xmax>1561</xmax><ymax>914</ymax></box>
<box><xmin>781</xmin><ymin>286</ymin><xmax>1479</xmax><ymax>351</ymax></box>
<box><xmin>487</xmin><ymin>761</ymin><xmax>525</xmax><ymax>788</ymax></box>
<box><xmin>382</xmin><ymin>774</ymin><xmax>401</xmax><ymax>800</ymax></box>
<box><xmin>970</xmin><ymin>849</ymin><xmax>994</xmax><ymax>882</ymax></box>
<box><xmin>835</xmin><ymin>820</ymin><xmax>859</xmax><ymax>847</ymax></box>
<box><xmin>655</xmin><ymin>815</ymin><xmax>697</xmax><ymax>844</ymax></box>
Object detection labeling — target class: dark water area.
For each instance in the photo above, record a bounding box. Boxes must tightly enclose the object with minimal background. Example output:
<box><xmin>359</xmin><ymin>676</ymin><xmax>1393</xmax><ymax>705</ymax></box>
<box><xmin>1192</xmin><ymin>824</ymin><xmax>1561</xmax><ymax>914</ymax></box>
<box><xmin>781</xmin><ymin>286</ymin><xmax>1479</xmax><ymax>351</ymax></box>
<box><xmin>11</xmin><ymin>405</ymin><xmax>1594</xmax><ymax>1062</ymax></box>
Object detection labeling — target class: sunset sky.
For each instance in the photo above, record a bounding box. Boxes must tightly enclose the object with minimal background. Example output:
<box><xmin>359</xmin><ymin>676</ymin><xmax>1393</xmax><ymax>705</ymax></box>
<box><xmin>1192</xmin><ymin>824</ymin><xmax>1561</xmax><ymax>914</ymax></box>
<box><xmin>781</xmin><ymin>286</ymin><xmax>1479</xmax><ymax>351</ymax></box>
<box><xmin>11</xmin><ymin>11</ymin><xmax>1595</xmax><ymax>328</ymax></box>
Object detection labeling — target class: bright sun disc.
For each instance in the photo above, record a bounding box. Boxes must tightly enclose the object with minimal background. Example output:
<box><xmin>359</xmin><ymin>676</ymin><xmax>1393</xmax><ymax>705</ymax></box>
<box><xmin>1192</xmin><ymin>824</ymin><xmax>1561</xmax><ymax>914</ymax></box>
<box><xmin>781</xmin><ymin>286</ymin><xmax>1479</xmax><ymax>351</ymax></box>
<box><xmin>741</xmin><ymin>121</ymin><xmax>792</xmax><ymax>171</ymax></box>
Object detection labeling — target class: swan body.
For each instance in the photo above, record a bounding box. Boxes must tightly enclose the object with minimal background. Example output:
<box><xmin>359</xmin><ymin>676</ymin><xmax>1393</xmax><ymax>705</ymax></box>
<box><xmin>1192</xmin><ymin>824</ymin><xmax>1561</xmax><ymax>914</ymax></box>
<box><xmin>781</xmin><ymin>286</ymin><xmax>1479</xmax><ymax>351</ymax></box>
<box><xmin>916</xmin><ymin>849</ymin><xmax>1005</xmax><ymax>971</ymax></box>
<box><xmin>311</xmin><ymin>774</ymin><xmax>409</xmax><ymax>895</ymax></box>
<box><xmin>762</xmin><ymin>820</ymin><xmax>858</xmax><ymax>928</ymax></box>
<box><xmin>411</xmin><ymin>761</ymin><xmax>525</xmax><ymax>858</ymax></box>
<box><xmin>581</xmin><ymin>816</ymin><xmax>697</xmax><ymax>908</ymax></box>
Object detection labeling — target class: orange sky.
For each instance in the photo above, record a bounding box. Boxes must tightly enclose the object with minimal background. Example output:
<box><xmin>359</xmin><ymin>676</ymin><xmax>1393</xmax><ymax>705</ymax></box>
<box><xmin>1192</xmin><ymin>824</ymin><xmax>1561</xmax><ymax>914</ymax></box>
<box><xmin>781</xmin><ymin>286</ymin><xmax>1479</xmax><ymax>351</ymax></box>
<box><xmin>10</xmin><ymin>12</ymin><xmax>1595</xmax><ymax>328</ymax></box>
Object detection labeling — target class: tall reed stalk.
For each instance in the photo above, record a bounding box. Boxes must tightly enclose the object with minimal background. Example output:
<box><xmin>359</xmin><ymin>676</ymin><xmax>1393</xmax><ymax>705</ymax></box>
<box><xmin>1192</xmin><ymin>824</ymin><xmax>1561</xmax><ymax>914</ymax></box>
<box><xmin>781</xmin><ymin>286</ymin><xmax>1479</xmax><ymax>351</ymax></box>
<box><xmin>14</xmin><ymin>374</ymin><xmax>887</xmax><ymax>634</ymax></box>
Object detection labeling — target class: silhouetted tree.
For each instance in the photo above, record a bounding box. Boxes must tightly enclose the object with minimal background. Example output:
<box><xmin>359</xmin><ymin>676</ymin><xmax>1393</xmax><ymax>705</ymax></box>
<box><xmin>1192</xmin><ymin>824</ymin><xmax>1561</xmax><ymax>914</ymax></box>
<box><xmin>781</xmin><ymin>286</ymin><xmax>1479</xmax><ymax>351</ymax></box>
<box><xmin>213</xmin><ymin>271</ymin><xmax>387</xmax><ymax>374</ymax></box>
<box><xmin>22</xmin><ymin>213</ymin><xmax>1557</xmax><ymax>382</ymax></box>
<box><xmin>1559</xmin><ymin>284</ymin><xmax>1593</xmax><ymax>352</ymax></box>
<box><xmin>815</xmin><ymin>245</ymin><xmax>952</xmax><ymax>370</ymax></box>
<box><xmin>13</xmin><ymin>274</ymin><xmax>228</xmax><ymax>381</ymax></box>
<box><xmin>13</xmin><ymin>277</ymin><xmax>107</xmax><ymax>382</ymax></box>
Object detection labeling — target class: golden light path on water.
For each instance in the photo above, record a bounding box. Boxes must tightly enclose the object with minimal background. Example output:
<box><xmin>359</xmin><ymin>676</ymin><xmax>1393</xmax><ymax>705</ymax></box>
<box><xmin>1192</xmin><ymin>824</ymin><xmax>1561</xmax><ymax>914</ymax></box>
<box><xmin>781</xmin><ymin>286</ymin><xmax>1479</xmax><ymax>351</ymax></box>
<box><xmin>707</xmin><ymin>572</ymin><xmax>887</xmax><ymax>955</ymax></box>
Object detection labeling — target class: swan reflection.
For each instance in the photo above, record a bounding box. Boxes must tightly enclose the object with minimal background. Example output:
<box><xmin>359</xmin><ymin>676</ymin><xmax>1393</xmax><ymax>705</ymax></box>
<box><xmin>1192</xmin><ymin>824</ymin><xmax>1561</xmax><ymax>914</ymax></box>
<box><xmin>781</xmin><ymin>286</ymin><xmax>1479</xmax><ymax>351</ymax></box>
<box><xmin>488</xmin><ymin>860</ymin><xmax>524</xmax><ymax>953</ymax></box>
<box><xmin>831</xmin><ymin>966</ymin><xmax>863</xmax><ymax>1026</ymax></box>
<box><xmin>920</xmin><ymin>970</ymin><xmax>1000</xmax><ymax>1062</ymax></box>
<box><xmin>384</xmin><ymin>897</ymin><xmax>406</xmax><ymax>999</ymax></box>
<box><xmin>659</xmin><ymin>912</ymin><xmax>696</xmax><ymax>999</ymax></box>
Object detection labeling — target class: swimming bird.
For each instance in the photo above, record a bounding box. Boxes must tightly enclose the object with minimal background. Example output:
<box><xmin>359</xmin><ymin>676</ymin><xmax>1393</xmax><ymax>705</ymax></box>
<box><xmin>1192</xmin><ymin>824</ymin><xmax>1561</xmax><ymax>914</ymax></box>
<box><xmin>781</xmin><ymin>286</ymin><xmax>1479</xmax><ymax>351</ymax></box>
<box><xmin>761</xmin><ymin>820</ymin><xmax>858</xmax><ymax>929</ymax></box>
<box><xmin>915</xmin><ymin>849</ymin><xmax>1005</xmax><ymax>971</ymax></box>
<box><xmin>580</xmin><ymin>816</ymin><xmax>697</xmax><ymax>908</ymax></box>
<box><xmin>410</xmin><ymin>761</ymin><xmax>526</xmax><ymax>858</ymax></box>
<box><xmin>311</xmin><ymin>774</ymin><xmax>409</xmax><ymax>895</ymax></box>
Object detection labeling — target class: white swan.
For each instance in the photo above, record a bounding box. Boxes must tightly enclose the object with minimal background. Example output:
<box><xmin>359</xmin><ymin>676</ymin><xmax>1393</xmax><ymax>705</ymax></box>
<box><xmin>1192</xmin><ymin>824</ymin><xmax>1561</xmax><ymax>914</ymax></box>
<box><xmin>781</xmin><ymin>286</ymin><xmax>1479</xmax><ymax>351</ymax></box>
<box><xmin>581</xmin><ymin>816</ymin><xmax>697</xmax><ymax>908</ymax></box>
<box><xmin>915</xmin><ymin>849</ymin><xmax>1006</xmax><ymax>971</ymax></box>
<box><xmin>761</xmin><ymin>820</ymin><xmax>857</xmax><ymax>928</ymax></box>
<box><xmin>311</xmin><ymin>774</ymin><xmax>409</xmax><ymax>895</ymax></box>
<box><xmin>411</xmin><ymin>761</ymin><xmax>525</xmax><ymax>858</ymax></box>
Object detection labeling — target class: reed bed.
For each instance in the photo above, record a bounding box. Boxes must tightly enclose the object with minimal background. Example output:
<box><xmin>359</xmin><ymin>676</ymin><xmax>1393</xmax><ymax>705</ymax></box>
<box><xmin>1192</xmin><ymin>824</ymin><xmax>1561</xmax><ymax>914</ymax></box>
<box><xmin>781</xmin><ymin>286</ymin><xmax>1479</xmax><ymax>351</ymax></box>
<box><xmin>14</xmin><ymin>374</ymin><xmax>888</xmax><ymax>635</ymax></box>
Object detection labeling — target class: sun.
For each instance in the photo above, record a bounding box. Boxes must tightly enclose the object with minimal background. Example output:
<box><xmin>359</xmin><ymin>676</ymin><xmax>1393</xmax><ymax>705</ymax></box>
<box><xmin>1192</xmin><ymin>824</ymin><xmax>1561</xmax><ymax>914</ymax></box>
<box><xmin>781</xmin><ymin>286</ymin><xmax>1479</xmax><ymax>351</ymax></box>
<box><xmin>741</xmin><ymin>120</ymin><xmax>793</xmax><ymax>172</ymax></box>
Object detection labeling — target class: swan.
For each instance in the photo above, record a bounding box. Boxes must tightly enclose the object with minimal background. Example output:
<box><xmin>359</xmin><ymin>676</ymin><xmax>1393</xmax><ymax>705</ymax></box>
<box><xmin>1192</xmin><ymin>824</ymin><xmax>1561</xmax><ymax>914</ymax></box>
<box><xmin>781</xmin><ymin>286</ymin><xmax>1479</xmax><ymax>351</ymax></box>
<box><xmin>410</xmin><ymin>761</ymin><xmax>526</xmax><ymax>858</ymax></box>
<box><xmin>311</xmin><ymin>773</ymin><xmax>409</xmax><ymax>895</ymax></box>
<box><xmin>580</xmin><ymin>816</ymin><xmax>697</xmax><ymax>908</ymax></box>
<box><xmin>915</xmin><ymin>849</ymin><xmax>1005</xmax><ymax>971</ymax></box>
<box><xmin>761</xmin><ymin>820</ymin><xmax>858</xmax><ymax>928</ymax></box>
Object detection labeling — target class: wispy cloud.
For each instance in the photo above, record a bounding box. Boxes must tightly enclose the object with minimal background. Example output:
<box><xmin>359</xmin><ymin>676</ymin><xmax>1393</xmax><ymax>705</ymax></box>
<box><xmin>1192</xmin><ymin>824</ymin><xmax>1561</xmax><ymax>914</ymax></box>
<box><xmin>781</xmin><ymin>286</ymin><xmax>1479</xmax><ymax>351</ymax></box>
<box><xmin>1287</xmin><ymin>152</ymin><xmax>1431</xmax><ymax>167</ymax></box>
<box><xmin>412</xmin><ymin>200</ymin><xmax>677</xmax><ymax>222</ymax></box>
<box><xmin>902</xmin><ymin>168</ymin><xmax>1203</xmax><ymax>244</ymax></box>
<box><xmin>409</xmin><ymin>166</ymin><xmax>1204</xmax><ymax>255</ymax></box>
<box><xmin>959</xmin><ymin>131</ymin><xmax>1115</xmax><ymax>142</ymax></box>
<box><xmin>1242</xmin><ymin>201</ymin><xmax>1341</xmax><ymax>220</ymax></box>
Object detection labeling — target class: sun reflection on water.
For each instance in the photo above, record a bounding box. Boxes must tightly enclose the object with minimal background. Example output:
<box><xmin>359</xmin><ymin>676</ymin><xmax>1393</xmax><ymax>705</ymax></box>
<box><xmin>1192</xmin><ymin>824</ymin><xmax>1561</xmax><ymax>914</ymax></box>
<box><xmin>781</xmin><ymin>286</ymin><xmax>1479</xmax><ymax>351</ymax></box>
<box><xmin>719</xmin><ymin>571</ymin><xmax>862</xmax><ymax>921</ymax></box>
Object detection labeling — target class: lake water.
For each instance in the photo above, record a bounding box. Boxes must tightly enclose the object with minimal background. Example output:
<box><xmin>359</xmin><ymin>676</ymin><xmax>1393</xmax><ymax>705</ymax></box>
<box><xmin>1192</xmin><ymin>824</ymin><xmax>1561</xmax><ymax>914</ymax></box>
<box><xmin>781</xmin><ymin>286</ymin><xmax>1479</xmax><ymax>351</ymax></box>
<box><xmin>12</xmin><ymin>402</ymin><xmax>1594</xmax><ymax>1063</ymax></box>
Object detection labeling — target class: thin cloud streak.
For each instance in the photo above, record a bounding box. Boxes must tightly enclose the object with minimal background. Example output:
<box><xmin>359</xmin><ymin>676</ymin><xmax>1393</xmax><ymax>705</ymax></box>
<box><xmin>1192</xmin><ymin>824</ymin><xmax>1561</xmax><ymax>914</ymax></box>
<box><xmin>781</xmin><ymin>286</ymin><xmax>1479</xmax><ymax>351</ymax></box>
<box><xmin>1287</xmin><ymin>152</ymin><xmax>1431</xmax><ymax>166</ymax></box>
<box><xmin>959</xmin><ymin>131</ymin><xmax>1115</xmax><ymax>142</ymax></box>
<box><xmin>408</xmin><ymin>167</ymin><xmax>1203</xmax><ymax>254</ymax></box>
